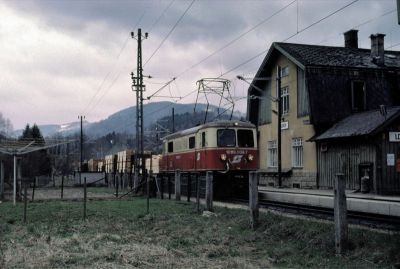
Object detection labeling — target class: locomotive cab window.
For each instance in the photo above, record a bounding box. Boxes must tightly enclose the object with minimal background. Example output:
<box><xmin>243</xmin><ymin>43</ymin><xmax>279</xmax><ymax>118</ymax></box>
<box><xmin>237</xmin><ymin>129</ymin><xmax>254</xmax><ymax>147</ymax></box>
<box><xmin>217</xmin><ymin>129</ymin><xmax>236</xmax><ymax>147</ymax></box>
<box><xmin>189</xmin><ymin>136</ymin><xmax>195</xmax><ymax>149</ymax></box>
<box><xmin>201</xmin><ymin>132</ymin><xmax>206</xmax><ymax>147</ymax></box>
<box><xmin>168</xmin><ymin>141</ymin><xmax>173</xmax><ymax>153</ymax></box>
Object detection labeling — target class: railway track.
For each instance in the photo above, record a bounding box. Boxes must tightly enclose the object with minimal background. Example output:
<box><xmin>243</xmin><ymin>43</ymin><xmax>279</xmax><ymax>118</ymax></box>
<box><xmin>229</xmin><ymin>198</ymin><xmax>400</xmax><ymax>231</ymax></box>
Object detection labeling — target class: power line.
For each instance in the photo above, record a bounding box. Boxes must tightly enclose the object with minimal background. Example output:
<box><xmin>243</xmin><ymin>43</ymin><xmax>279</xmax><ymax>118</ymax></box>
<box><xmin>147</xmin><ymin>0</ymin><xmax>360</xmax><ymax>117</ymax></box>
<box><xmin>316</xmin><ymin>8</ymin><xmax>396</xmax><ymax>46</ymax></box>
<box><xmin>221</xmin><ymin>0</ymin><xmax>360</xmax><ymax>79</ymax></box>
<box><xmin>83</xmin><ymin>0</ymin><xmax>364</xmax><ymax>136</ymax></box>
<box><xmin>143</xmin><ymin>0</ymin><xmax>196</xmax><ymax>67</ymax></box>
<box><xmin>282</xmin><ymin>0</ymin><xmax>359</xmax><ymax>42</ymax></box>
<box><xmin>145</xmin><ymin>0</ymin><xmax>296</xmax><ymax>101</ymax></box>
<box><xmin>80</xmin><ymin>10</ymin><xmax>147</xmax><ymax>116</ymax></box>
<box><xmin>148</xmin><ymin>0</ymin><xmax>176</xmax><ymax>32</ymax></box>
<box><xmin>387</xmin><ymin>41</ymin><xmax>400</xmax><ymax>49</ymax></box>
<box><xmin>175</xmin><ymin>0</ymin><xmax>296</xmax><ymax>78</ymax></box>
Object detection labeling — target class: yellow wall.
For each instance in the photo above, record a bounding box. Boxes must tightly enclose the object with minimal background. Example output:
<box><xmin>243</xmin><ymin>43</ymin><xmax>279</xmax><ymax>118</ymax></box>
<box><xmin>258</xmin><ymin>54</ymin><xmax>317</xmax><ymax>174</ymax></box>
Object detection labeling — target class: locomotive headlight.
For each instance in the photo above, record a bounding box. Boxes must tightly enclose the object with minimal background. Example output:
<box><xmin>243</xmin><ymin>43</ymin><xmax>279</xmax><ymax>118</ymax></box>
<box><xmin>220</xmin><ymin>153</ymin><xmax>227</xmax><ymax>161</ymax></box>
<box><xmin>247</xmin><ymin>154</ymin><xmax>254</xmax><ymax>161</ymax></box>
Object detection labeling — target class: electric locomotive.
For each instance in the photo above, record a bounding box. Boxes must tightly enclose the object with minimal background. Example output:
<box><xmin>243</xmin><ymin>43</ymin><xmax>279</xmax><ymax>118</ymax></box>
<box><xmin>159</xmin><ymin>120</ymin><xmax>258</xmax><ymax>174</ymax></box>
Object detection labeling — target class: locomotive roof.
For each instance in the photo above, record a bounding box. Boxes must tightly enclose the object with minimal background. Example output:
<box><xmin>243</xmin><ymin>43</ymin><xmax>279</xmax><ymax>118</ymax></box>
<box><xmin>162</xmin><ymin>120</ymin><xmax>256</xmax><ymax>141</ymax></box>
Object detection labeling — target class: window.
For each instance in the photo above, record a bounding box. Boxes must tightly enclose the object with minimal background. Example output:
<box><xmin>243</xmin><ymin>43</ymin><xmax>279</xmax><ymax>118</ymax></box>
<box><xmin>292</xmin><ymin>138</ymin><xmax>303</xmax><ymax>168</ymax></box>
<box><xmin>201</xmin><ymin>132</ymin><xmax>206</xmax><ymax>147</ymax></box>
<box><xmin>237</xmin><ymin>129</ymin><xmax>254</xmax><ymax>147</ymax></box>
<box><xmin>281</xmin><ymin>86</ymin><xmax>289</xmax><ymax>115</ymax></box>
<box><xmin>217</xmin><ymin>129</ymin><xmax>236</xmax><ymax>147</ymax></box>
<box><xmin>189</xmin><ymin>136</ymin><xmax>195</xmax><ymax>149</ymax></box>
<box><xmin>280</xmin><ymin>66</ymin><xmax>289</xmax><ymax>77</ymax></box>
<box><xmin>351</xmin><ymin>81</ymin><xmax>366</xmax><ymax>112</ymax></box>
<box><xmin>297</xmin><ymin>67</ymin><xmax>309</xmax><ymax>117</ymax></box>
<box><xmin>168</xmin><ymin>141</ymin><xmax>173</xmax><ymax>153</ymax></box>
<box><xmin>267</xmin><ymin>140</ymin><xmax>277</xmax><ymax>167</ymax></box>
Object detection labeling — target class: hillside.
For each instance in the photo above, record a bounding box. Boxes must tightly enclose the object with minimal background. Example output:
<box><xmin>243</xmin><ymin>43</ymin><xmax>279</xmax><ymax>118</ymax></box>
<box><xmin>14</xmin><ymin>102</ymin><xmax>244</xmax><ymax>138</ymax></box>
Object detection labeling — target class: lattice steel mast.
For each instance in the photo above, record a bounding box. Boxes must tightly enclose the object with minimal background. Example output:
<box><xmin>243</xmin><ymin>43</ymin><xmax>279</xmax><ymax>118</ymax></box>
<box><xmin>131</xmin><ymin>29</ymin><xmax>148</xmax><ymax>190</ymax></box>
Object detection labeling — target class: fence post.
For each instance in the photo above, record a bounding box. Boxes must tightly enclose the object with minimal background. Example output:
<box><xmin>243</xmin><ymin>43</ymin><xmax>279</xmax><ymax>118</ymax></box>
<box><xmin>115</xmin><ymin>174</ymin><xmax>119</xmax><ymax>198</ymax></box>
<box><xmin>196</xmin><ymin>173</ymin><xmax>200</xmax><ymax>213</ymax></box>
<box><xmin>160</xmin><ymin>176</ymin><xmax>164</xmax><ymax>199</ymax></box>
<box><xmin>175</xmin><ymin>170</ymin><xmax>181</xmax><ymax>201</ymax></box>
<box><xmin>23</xmin><ymin>180</ymin><xmax>27</xmax><ymax>223</ymax></box>
<box><xmin>205</xmin><ymin>171</ymin><xmax>213</xmax><ymax>212</ymax></box>
<box><xmin>83</xmin><ymin>177</ymin><xmax>87</xmax><ymax>219</ymax></box>
<box><xmin>61</xmin><ymin>175</ymin><xmax>64</xmax><ymax>200</ymax></box>
<box><xmin>334</xmin><ymin>173</ymin><xmax>348</xmax><ymax>255</ymax></box>
<box><xmin>249</xmin><ymin>171</ymin><xmax>259</xmax><ymax>229</ymax></box>
<box><xmin>187</xmin><ymin>173</ymin><xmax>191</xmax><ymax>202</ymax></box>
<box><xmin>31</xmin><ymin>177</ymin><xmax>36</xmax><ymax>202</ymax></box>
<box><xmin>0</xmin><ymin>160</ymin><xmax>4</xmax><ymax>201</ymax></box>
<box><xmin>147</xmin><ymin>170</ymin><xmax>152</xmax><ymax>214</ymax></box>
<box><xmin>168</xmin><ymin>175</ymin><xmax>171</xmax><ymax>200</ymax></box>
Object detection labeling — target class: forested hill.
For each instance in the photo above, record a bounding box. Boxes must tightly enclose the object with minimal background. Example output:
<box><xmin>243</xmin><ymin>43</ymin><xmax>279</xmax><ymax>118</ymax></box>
<box><xmin>14</xmin><ymin>102</ymin><xmax>245</xmax><ymax>138</ymax></box>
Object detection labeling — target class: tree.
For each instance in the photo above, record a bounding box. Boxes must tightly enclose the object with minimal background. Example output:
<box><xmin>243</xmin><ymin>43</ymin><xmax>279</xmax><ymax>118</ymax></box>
<box><xmin>19</xmin><ymin>124</ymin><xmax>51</xmax><ymax>177</ymax></box>
<box><xmin>20</xmin><ymin>123</ymin><xmax>45</xmax><ymax>145</ymax></box>
<box><xmin>0</xmin><ymin>112</ymin><xmax>13</xmax><ymax>137</ymax></box>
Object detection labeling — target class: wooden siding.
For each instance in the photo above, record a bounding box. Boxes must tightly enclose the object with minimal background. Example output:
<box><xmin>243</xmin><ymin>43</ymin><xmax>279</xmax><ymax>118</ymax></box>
<box><xmin>317</xmin><ymin>143</ymin><xmax>376</xmax><ymax>190</ymax></box>
<box><xmin>377</xmin><ymin>133</ymin><xmax>400</xmax><ymax>194</ymax></box>
<box><xmin>306</xmin><ymin>67</ymin><xmax>398</xmax><ymax>128</ymax></box>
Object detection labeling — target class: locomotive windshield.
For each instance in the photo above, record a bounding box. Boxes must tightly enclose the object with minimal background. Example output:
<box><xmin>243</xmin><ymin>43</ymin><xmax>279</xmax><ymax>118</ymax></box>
<box><xmin>217</xmin><ymin>129</ymin><xmax>236</xmax><ymax>147</ymax></box>
<box><xmin>217</xmin><ymin>128</ymin><xmax>255</xmax><ymax>148</ymax></box>
<box><xmin>238</xmin><ymin>129</ymin><xmax>254</xmax><ymax>147</ymax></box>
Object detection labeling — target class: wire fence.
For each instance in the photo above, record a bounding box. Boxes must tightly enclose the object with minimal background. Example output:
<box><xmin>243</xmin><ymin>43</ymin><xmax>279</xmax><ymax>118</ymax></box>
<box><xmin>1</xmin><ymin>170</ymin><xmax>251</xmax><ymax>225</ymax></box>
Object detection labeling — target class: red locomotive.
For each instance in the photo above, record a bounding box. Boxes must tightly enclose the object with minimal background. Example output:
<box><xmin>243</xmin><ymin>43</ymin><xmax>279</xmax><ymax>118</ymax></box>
<box><xmin>159</xmin><ymin>120</ymin><xmax>258</xmax><ymax>174</ymax></box>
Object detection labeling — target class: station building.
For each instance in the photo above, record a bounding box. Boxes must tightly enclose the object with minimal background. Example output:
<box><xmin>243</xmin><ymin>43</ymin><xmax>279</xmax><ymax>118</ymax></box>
<box><xmin>247</xmin><ymin>30</ymin><xmax>400</xmax><ymax>193</ymax></box>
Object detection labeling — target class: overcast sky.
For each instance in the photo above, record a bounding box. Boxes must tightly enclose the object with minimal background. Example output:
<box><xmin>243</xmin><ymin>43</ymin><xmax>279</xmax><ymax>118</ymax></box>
<box><xmin>0</xmin><ymin>0</ymin><xmax>399</xmax><ymax>129</ymax></box>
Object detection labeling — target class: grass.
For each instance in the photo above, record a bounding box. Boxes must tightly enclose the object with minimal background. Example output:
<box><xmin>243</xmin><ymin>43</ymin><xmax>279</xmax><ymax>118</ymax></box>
<box><xmin>0</xmin><ymin>198</ymin><xmax>400</xmax><ymax>268</ymax></box>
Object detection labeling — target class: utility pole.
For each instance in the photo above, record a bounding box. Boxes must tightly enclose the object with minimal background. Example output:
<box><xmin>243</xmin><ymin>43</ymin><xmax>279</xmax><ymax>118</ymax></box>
<box><xmin>276</xmin><ymin>66</ymin><xmax>282</xmax><ymax>187</ymax></box>
<box><xmin>79</xmin><ymin>115</ymin><xmax>85</xmax><ymax>185</ymax></box>
<box><xmin>131</xmin><ymin>29</ymin><xmax>148</xmax><ymax>190</ymax></box>
<box><xmin>172</xmin><ymin>107</ymin><xmax>175</xmax><ymax>133</ymax></box>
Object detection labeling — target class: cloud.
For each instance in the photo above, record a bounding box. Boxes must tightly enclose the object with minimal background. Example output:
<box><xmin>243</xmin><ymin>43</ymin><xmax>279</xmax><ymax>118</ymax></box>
<box><xmin>0</xmin><ymin>0</ymin><xmax>398</xmax><ymax>129</ymax></box>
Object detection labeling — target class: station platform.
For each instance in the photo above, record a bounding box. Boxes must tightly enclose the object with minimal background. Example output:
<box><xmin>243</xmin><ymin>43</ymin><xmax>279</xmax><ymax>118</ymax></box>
<box><xmin>258</xmin><ymin>186</ymin><xmax>400</xmax><ymax>217</ymax></box>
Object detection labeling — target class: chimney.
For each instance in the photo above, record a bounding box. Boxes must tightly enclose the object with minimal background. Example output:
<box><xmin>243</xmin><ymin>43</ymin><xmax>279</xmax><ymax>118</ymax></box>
<box><xmin>344</xmin><ymin>29</ymin><xmax>358</xmax><ymax>49</ymax></box>
<box><xmin>370</xmin><ymin>33</ymin><xmax>385</xmax><ymax>65</ymax></box>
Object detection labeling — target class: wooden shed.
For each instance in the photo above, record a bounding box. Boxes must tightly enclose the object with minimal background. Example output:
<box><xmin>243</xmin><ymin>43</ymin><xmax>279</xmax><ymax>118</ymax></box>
<box><xmin>315</xmin><ymin>107</ymin><xmax>400</xmax><ymax>195</ymax></box>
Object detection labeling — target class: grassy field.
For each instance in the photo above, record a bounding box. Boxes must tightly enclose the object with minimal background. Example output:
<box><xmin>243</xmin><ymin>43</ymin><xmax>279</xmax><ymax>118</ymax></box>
<box><xmin>0</xmin><ymin>197</ymin><xmax>400</xmax><ymax>268</ymax></box>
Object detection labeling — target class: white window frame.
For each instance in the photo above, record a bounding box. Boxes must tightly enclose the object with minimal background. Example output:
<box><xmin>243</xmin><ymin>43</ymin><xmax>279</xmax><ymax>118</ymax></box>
<box><xmin>292</xmin><ymin>138</ymin><xmax>303</xmax><ymax>168</ymax></box>
<box><xmin>267</xmin><ymin>140</ymin><xmax>277</xmax><ymax>168</ymax></box>
<box><xmin>280</xmin><ymin>66</ymin><xmax>289</xmax><ymax>77</ymax></box>
<box><xmin>281</xmin><ymin>86</ymin><xmax>289</xmax><ymax>115</ymax></box>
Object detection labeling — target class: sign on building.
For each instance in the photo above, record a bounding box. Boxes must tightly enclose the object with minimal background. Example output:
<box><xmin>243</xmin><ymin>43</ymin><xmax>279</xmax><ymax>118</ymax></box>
<box><xmin>387</xmin><ymin>153</ymin><xmax>395</xmax><ymax>166</ymax></box>
<box><xmin>389</xmin><ymin>132</ymin><xmax>400</xmax><ymax>142</ymax></box>
<box><xmin>281</xmin><ymin>121</ymin><xmax>289</xmax><ymax>130</ymax></box>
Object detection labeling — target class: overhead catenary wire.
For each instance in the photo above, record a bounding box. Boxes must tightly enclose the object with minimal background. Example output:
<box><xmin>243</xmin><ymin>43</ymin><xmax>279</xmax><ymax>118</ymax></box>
<box><xmin>144</xmin><ymin>0</ymin><xmax>296</xmax><ymax>103</ymax></box>
<box><xmin>316</xmin><ymin>8</ymin><xmax>396</xmax><ymax>46</ymax></box>
<box><xmin>148</xmin><ymin>0</ymin><xmax>176</xmax><ymax>32</ymax></box>
<box><xmin>80</xmin><ymin>9</ymin><xmax>148</xmax><ymax>116</ymax></box>
<box><xmin>79</xmin><ymin>0</ymin><xmax>370</xmax><ymax>140</ymax></box>
<box><xmin>174</xmin><ymin>0</ymin><xmax>297</xmax><ymax>78</ymax></box>
<box><xmin>143</xmin><ymin>0</ymin><xmax>361</xmax><ymax>119</ymax></box>
<box><xmin>282</xmin><ymin>0</ymin><xmax>359</xmax><ymax>42</ymax></box>
<box><xmin>143</xmin><ymin>0</ymin><xmax>196</xmax><ymax>67</ymax></box>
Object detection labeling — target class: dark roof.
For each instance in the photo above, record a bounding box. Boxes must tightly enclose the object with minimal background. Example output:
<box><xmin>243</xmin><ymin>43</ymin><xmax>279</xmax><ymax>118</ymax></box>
<box><xmin>315</xmin><ymin>107</ymin><xmax>400</xmax><ymax>141</ymax></box>
<box><xmin>274</xmin><ymin>42</ymin><xmax>400</xmax><ymax>69</ymax></box>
